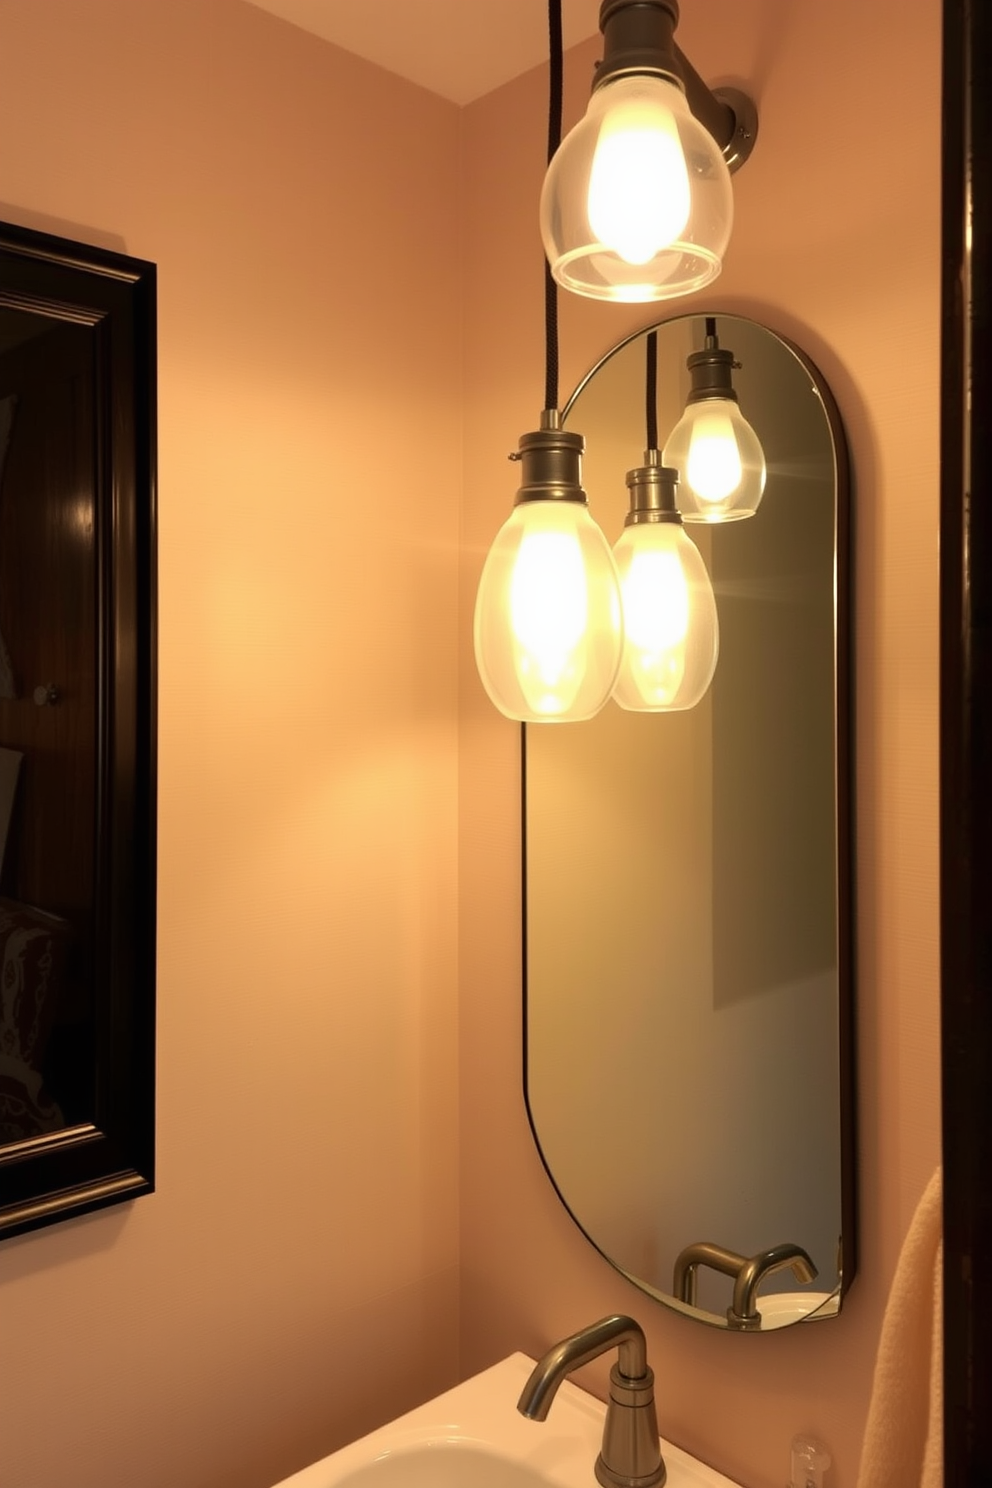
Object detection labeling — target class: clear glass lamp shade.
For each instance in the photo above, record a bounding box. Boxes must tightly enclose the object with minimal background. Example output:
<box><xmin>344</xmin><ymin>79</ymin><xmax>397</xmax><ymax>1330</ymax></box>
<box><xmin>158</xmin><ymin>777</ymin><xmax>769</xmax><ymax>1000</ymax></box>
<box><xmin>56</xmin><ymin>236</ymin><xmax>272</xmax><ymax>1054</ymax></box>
<box><xmin>663</xmin><ymin>398</ymin><xmax>767</xmax><ymax>521</ymax></box>
<box><xmin>612</xmin><ymin>522</ymin><xmax>719</xmax><ymax>711</ymax></box>
<box><xmin>474</xmin><ymin>500</ymin><xmax>623</xmax><ymax>722</ymax></box>
<box><xmin>540</xmin><ymin>73</ymin><xmax>734</xmax><ymax>303</ymax></box>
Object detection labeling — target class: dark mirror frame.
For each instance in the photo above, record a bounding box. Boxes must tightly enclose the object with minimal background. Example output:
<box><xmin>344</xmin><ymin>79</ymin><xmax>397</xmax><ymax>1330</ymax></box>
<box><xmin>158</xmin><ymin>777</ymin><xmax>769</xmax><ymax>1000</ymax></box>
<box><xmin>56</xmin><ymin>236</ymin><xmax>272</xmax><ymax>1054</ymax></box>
<box><xmin>942</xmin><ymin>0</ymin><xmax>992</xmax><ymax>1478</ymax></box>
<box><xmin>0</xmin><ymin>220</ymin><xmax>156</xmax><ymax>1240</ymax></box>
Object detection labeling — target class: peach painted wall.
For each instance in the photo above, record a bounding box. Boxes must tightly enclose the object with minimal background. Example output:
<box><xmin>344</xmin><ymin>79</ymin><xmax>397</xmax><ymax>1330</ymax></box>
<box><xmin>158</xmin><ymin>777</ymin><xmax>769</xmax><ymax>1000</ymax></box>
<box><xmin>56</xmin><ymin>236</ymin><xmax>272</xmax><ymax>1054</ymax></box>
<box><xmin>0</xmin><ymin>4</ymin><xmax>462</xmax><ymax>1486</ymax></box>
<box><xmin>459</xmin><ymin>5</ymin><xmax>941</xmax><ymax>1488</ymax></box>
<box><xmin>0</xmin><ymin>1</ymin><xmax>943</xmax><ymax>1485</ymax></box>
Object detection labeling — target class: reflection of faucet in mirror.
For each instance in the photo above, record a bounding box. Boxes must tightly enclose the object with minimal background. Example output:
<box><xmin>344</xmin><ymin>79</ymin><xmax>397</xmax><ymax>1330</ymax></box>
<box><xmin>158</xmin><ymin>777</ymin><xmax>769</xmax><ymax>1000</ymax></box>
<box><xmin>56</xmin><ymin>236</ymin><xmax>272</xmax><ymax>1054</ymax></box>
<box><xmin>673</xmin><ymin>1240</ymin><xmax>749</xmax><ymax>1307</ymax></box>
<box><xmin>673</xmin><ymin>1240</ymin><xmax>818</xmax><ymax>1330</ymax></box>
<box><xmin>517</xmin><ymin>1314</ymin><xmax>666</xmax><ymax>1488</ymax></box>
<box><xmin>730</xmin><ymin>1243</ymin><xmax>818</xmax><ymax>1330</ymax></box>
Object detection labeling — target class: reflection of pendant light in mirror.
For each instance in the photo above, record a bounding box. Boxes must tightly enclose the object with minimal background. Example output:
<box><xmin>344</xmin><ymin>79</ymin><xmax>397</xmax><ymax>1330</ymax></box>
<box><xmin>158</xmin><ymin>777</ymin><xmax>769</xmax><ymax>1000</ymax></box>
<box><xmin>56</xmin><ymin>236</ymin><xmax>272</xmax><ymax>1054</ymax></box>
<box><xmin>612</xmin><ymin>331</ymin><xmax>718</xmax><ymax>711</ymax></box>
<box><xmin>663</xmin><ymin>316</ymin><xmax>767</xmax><ymax>521</ymax></box>
<box><xmin>540</xmin><ymin>0</ymin><xmax>758</xmax><ymax>303</ymax></box>
<box><xmin>473</xmin><ymin>0</ymin><xmax>623</xmax><ymax>723</ymax></box>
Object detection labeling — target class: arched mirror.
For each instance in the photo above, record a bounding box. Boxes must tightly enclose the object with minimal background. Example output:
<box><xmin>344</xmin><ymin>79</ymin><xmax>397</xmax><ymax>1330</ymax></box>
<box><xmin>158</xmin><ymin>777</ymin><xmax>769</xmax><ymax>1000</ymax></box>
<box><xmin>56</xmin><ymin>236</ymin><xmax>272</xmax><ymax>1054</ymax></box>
<box><xmin>523</xmin><ymin>314</ymin><xmax>854</xmax><ymax>1330</ymax></box>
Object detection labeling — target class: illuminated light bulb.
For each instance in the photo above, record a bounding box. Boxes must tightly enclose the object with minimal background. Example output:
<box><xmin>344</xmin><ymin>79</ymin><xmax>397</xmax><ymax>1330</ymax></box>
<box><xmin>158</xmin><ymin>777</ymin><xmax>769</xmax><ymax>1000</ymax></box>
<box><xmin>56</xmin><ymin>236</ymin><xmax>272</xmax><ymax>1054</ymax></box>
<box><xmin>623</xmin><ymin>545</ymin><xmax>690</xmax><ymax>654</ymax></box>
<box><xmin>664</xmin><ymin>320</ymin><xmax>767</xmax><ymax>521</ymax></box>
<box><xmin>586</xmin><ymin>86</ymin><xmax>690</xmax><ymax>265</ymax></box>
<box><xmin>611</xmin><ymin>460</ymin><xmax>719</xmax><ymax>712</ymax></box>
<box><xmin>685</xmin><ymin>408</ymin><xmax>744</xmax><ymax>502</ymax></box>
<box><xmin>509</xmin><ymin>526</ymin><xmax>589</xmax><ymax>712</ymax></box>
<box><xmin>665</xmin><ymin>397</ymin><xmax>765</xmax><ymax>520</ymax></box>
<box><xmin>540</xmin><ymin>72</ymin><xmax>733</xmax><ymax>303</ymax></box>
<box><xmin>619</xmin><ymin>545</ymin><xmax>690</xmax><ymax>704</ymax></box>
<box><xmin>474</xmin><ymin>420</ymin><xmax>623</xmax><ymax>723</ymax></box>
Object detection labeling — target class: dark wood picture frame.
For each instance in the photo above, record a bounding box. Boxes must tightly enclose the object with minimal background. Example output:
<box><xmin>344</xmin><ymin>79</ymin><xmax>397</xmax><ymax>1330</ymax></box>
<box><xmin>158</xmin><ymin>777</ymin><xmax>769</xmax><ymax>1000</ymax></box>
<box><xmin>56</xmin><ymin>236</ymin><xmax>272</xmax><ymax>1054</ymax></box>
<box><xmin>0</xmin><ymin>221</ymin><xmax>156</xmax><ymax>1239</ymax></box>
<box><xmin>941</xmin><ymin>0</ymin><xmax>992</xmax><ymax>1479</ymax></box>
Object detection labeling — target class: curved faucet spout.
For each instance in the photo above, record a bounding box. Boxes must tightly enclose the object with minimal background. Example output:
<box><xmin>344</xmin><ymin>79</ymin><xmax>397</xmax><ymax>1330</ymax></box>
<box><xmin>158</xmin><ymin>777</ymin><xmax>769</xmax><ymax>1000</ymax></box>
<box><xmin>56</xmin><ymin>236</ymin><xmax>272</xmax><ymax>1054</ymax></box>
<box><xmin>517</xmin><ymin>1316</ymin><xmax>666</xmax><ymax>1488</ymax></box>
<box><xmin>517</xmin><ymin>1314</ymin><xmax>648</xmax><ymax>1420</ymax></box>
<box><xmin>730</xmin><ymin>1243</ymin><xmax>818</xmax><ymax>1330</ymax></box>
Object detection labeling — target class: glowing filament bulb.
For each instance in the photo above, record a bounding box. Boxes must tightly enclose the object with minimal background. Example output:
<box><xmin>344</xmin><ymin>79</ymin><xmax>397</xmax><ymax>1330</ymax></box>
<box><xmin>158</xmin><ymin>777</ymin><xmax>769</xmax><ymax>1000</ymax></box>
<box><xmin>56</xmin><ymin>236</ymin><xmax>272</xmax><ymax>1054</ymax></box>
<box><xmin>612</xmin><ymin>520</ymin><xmax>718</xmax><ymax>712</ymax></box>
<box><xmin>620</xmin><ymin>546</ymin><xmax>689</xmax><ymax>705</ymax></box>
<box><xmin>587</xmin><ymin>85</ymin><xmax>690</xmax><ymax>266</ymax></box>
<box><xmin>509</xmin><ymin>528</ymin><xmax>588</xmax><ymax>711</ymax></box>
<box><xmin>474</xmin><ymin>497</ymin><xmax>623</xmax><ymax>723</ymax></box>
<box><xmin>686</xmin><ymin>409</ymin><xmax>744</xmax><ymax>504</ymax></box>
<box><xmin>664</xmin><ymin>394</ymin><xmax>766</xmax><ymax>523</ymax></box>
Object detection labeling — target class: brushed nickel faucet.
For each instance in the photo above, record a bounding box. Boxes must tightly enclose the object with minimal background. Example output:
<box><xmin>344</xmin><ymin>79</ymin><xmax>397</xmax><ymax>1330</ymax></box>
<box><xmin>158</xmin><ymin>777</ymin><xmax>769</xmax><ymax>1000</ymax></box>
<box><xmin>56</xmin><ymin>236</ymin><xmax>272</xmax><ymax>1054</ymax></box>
<box><xmin>516</xmin><ymin>1315</ymin><xmax>666</xmax><ymax>1488</ymax></box>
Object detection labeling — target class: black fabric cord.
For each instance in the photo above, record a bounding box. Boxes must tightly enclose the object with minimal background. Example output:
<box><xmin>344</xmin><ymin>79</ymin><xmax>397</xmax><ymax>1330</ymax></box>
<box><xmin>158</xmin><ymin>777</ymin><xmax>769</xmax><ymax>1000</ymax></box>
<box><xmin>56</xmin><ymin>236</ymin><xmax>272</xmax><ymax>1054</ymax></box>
<box><xmin>646</xmin><ymin>330</ymin><xmax>659</xmax><ymax>451</ymax></box>
<box><xmin>545</xmin><ymin>0</ymin><xmax>564</xmax><ymax>412</ymax></box>
<box><xmin>547</xmin><ymin>0</ymin><xmax>563</xmax><ymax>169</ymax></box>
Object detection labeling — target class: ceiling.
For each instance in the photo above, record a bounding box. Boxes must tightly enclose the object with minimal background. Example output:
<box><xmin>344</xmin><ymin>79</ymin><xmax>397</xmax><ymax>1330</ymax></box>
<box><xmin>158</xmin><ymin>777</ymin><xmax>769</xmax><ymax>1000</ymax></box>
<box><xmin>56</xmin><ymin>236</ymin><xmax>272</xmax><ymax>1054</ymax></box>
<box><xmin>243</xmin><ymin>0</ymin><xmax>602</xmax><ymax>105</ymax></box>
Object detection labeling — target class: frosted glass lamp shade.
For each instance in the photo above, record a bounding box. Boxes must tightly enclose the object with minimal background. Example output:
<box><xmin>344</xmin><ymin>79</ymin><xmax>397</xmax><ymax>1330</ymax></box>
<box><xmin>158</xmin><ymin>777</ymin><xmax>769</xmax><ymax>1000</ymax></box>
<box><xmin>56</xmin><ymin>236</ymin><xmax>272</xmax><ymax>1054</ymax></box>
<box><xmin>612</xmin><ymin>521</ymin><xmax>719</xmax><ymax>711</ymax></box>
<box><xmin>540</xmin><ymin>73</ymin><xmax>733</xmax><ymax>303</ymax></box>
<box><xmin>474</xmin><ymin>500</ymin><xmax>623</xmax><ymax>722</ymax></box>
<box><xmin>663</xmin><ymin>397</ymin><xmax>767</xmax><ymax>521</ymax></box>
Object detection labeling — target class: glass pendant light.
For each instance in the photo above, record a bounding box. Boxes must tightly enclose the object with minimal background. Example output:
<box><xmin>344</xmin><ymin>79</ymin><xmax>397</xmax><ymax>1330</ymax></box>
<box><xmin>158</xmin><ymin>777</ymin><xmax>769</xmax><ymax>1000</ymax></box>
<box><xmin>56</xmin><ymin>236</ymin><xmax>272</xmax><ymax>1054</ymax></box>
<box><xmin>473</xmin><ymin>0</ymin><xmax>623</xmax><ymax>724</ymax></box>
<box><xmin>541</xmin><ymin>0</ymin><xmax>757</xmax><ymax>303</ymax></box>
<box><xmin>474</xmin><ymin>414</ymin><xmax>623</xmax><ymax>721</ymax></box>
<box><xmin>612</xmin><ymin>333</ymin><xmax>718</xmax><ymax>710</ymax></box>
<box><xmin>612</xmin><ymin>457</ymin><xmax>719</xmax><ymax>709</ymax></box>
<box><xmin>663</xmin><ymin>317</ymin><xmax>766</xmax><ymax>521</ymax></box>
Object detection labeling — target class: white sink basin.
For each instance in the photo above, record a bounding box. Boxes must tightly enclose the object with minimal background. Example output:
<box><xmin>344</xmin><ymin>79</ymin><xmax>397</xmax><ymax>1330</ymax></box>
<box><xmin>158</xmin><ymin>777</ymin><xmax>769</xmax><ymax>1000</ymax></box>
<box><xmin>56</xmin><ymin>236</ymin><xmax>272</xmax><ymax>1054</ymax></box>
<box><xmin>298</xmin><ymin>1441</ymin><xmax>559</xmax><ymax>1488</ymax></box>
<box><xmin>754</xmin><ymin>1292</ymin><xmax>840</xmax><ymax>1328</ymax></box>
<box><xmin>270</xmin><ymin>1352</ymin><xmax>743</xmax><ymax>1488</ymax></box>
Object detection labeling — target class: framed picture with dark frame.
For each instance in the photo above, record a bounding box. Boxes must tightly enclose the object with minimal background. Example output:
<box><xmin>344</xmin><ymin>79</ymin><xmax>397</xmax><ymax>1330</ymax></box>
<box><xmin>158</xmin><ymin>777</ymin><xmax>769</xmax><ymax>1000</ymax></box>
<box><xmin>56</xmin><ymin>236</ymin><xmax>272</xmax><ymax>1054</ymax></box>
<box><xmin>0</xmin><ymin>219</ymin><xmax>156</xmax><ymax>1239</ymax></box>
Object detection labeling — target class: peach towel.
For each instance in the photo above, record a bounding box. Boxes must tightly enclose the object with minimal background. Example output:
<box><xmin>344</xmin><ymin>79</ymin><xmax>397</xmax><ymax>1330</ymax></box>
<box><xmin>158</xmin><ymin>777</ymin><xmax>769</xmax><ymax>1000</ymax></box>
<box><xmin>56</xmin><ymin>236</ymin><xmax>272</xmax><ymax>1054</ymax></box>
<box><xmin>856</xmin><ymin>1166</ymin><xmax>942</xmax><ymax>1488</ymax></box>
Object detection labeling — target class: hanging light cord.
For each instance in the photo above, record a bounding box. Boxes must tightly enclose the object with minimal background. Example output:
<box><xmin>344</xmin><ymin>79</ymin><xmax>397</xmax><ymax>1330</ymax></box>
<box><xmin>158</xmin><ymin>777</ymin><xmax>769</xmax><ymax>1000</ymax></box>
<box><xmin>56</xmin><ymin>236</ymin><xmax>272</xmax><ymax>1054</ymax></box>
<box><xmin>646</xmin><ymin>330</ymin><xmax>659</xmax><ymax>452</ymax></box>
<box><xmin>544</xmin><ymin>0</ymin><xmax>563</xmax><ymax>413</ymax></box>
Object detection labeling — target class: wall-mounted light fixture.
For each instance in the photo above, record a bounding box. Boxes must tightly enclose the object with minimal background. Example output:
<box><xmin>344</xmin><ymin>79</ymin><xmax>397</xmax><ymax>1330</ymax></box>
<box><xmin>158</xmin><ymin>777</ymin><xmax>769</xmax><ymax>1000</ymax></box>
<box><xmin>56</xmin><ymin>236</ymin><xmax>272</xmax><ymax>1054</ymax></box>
<box><xmin>541</xmin><ymin>0</ymin><xmax>758</xmax><ymax>303</ymax></box>
<box><xmin>611</xmin><ymin>331</ymin><xmax>719</xmax><ymax>711</ymax></box>
<box><xmin>663</xmin><ymin>316</ymin><xmax>766</xmax><ymax>520</ymax></box>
